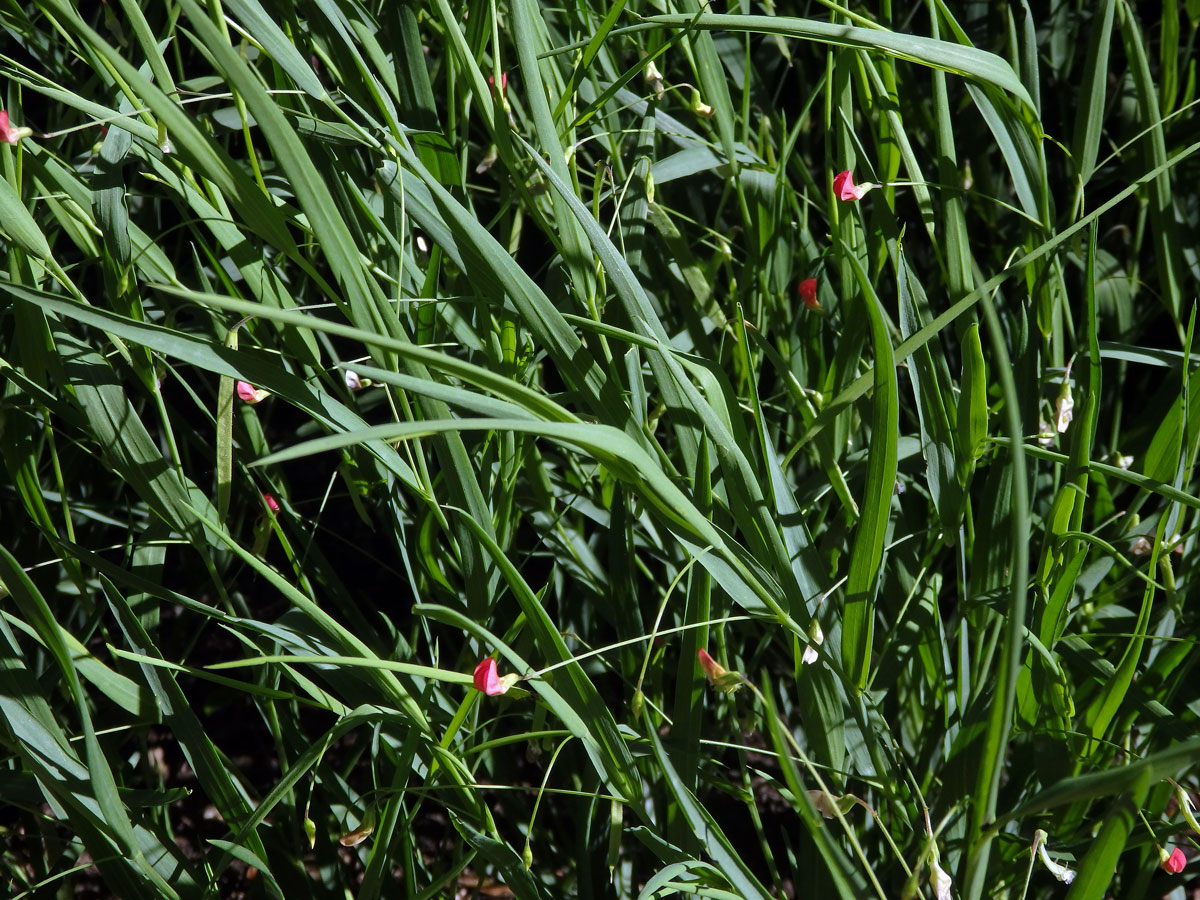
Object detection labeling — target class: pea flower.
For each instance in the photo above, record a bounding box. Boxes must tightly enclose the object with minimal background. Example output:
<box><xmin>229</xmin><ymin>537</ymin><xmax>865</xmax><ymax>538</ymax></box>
<box><xmin>0</xmin><ymin>110</ymin><xmax>33</xmax><ymax>144</ymax></box>
<box><xmin>697</xmin><ymin>648</ymin><xmax>726</xmax><ymax>682</ymax></box>
<box><xmin>344</xmin><ymin>370</ymin><xmax>363</xmax><ymax>391</ymax></box>
<box><xmin>644</xmin><ymin>57</ymin><xmax>665</xmax><ymax>98</ymax></box>
<box><xmin>262</xmin><ymin>493</ymin><xmax>280</xmax><ymax>514</ymax></box>
<box><xmin>798</xmin><ymin>277</ymin><xmax>819</xmax><ymax>310</ymax></box>
<box><xmin>236</xmin><ymin>380</ymin><xmax>269</xmax><ymax>404</ymax></box>
<box><xmin>1033</xmin><ymin>829</ymin><xmax>1075</xmax><ymax>884</ymax></box>
<box><xmin>697</xmin><ymin>648</ymin><xmax>741</xmax><ymax>693</ymax></box>
<box><xmin>689</xmin><ymin>88</ymin><xmax>714</xmax><ymax>118</ymax></box>
<box><xmin>930</xmin><ymin>858</ymin><xmax>952</xmax><ymax>900</ymax></box>
<box><xmin>802</xmin><ymin>617</ymin><xmax>824</xmax><ymax>665</ymax></box>
<box><xmin>833</xmin><ymin>169</ymin><xmax>876</xmax><ymax>201</ymax></box>
<box><xmin>488</xmin><ymin>72</ymin><xmax>509</xmax><ymax>98</ymax></box>
<box><xmin>473</xmin><ymin>657</ymin><xmax>518</xmax><ymax>696</ymax></box>
<box><xmin>1160</xmin><ymin>845</ymin><xmax>1186</xmax><ymax>874</ymax></box>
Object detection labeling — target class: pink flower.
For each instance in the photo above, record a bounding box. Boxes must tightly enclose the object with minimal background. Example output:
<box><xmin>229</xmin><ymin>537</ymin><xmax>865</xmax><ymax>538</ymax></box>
<box><xmin>798</xmin><ymin>277</ymin><xmax>819</xmax><ymax>309</ymax></box>
<box><xmin>1160</xmin><ymin>846</ymin><xmax>1187</xmax><ymax>874</ymax></box>
<box><xmin>263</xmin><ymin>493</ymin><xmax>280</xmax><ymax>514</ymax></box>
<box><xmin>0</xmin><ymin>110</ymin><xmax>33</xmax><ymax>144</ymax></box>
<box><xmin>488</xmin><ymin>73</ymin><xmax>508</xmax><ymax>97</ymax></box>
<box><xmin>473</xmin><ymin>657</ymin><xmax>516</xmax><ymax>696</ymax></box>
<box><xmin>236</xmin><ymin>380</ymin><xmax>268</xmax><ymax>404</ymax></box>
<box><xmin>833</xmin><ymin>169</ymin><xmax>875</xmax><ymax>201</ymax></box>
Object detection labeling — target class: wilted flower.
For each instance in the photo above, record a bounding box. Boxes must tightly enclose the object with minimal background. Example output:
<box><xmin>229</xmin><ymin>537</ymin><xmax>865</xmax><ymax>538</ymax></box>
<box><xmin>833</xmin><ymin>169</ymin><xmax>876</xmax><ymax>201</ymax></box>
<box><xmin>1034</xmin><ymin>829</ymin><xmax>1075</xmax><ymax>884</ymax></box>
<box><xmin>802</xmin><ymin>617</ymin><xmax>824</xmax><ymax>665</ymax></box>
<box><xmin>798</xmin><ymin>277</ymin><xmax>819</xmax><ymax>310</ymax></box>
<box><xmin>930</xmin><ymin>858</ymin><xmax>952</xmax><ymax>900</ymax></box>
<box><xmin>1160</xmin><ymin>845</ymin><xmax>1187</xmax><ymax>874</ymax></box>
<box><xmin>236</xmin><ymin>380</ymin><xmax>269</xmax><ymax>404</ymax></box>
<box><xmin>697</xmin><ymin>648</ymin><xmax>726</xmax><ymax>682</ymax></box>
<box><xmin>1037</xmin><ymin>420</ymin><xmax>1055</xmax><ymax>447</ymax></box>
<box><xmin>1054</xmin><ymin>388</ymin><xmax>1074</xmax><ymax>433</ymax></box>
<box><xmin>339</xmin><ymin>806</ymin><xmax>376</xmax><ymax>847</ymax></box>
<box><xmin>697</xmin><ymin>648</ymin><xmax>741</xmax><ymax>693</ymax></box>
<box><xmin>1131</xmin><ymin>536</ymin><xmax>1152</xmax><ymax>557</ymax></box>
<box><xmin>473</xmin><ymin>657</ymin><xmax>518</xmax><ymax>696</ymax></box>
<box><xmin>644</xmin><ymin>58</ymin><xmax>665</xmax><ymax>97</ymax></box>
<box><xmin>476</xmin><ymin>144</ymin><xmax>499</xmax><ymax>174</ymax></box>
<box><xmin>807</xmin><ymin>789</ymin><xmax>856</xmax><ymax>818</ymax></box>
<box><xmin>0</xmin><ymin>110</ymin><xmax>33</xmax><ymax>144</ymax></box>
<box><xmin>689</xmin><ymin>88</ymin><xmax>714</xmax><ymax>118</ymax></box>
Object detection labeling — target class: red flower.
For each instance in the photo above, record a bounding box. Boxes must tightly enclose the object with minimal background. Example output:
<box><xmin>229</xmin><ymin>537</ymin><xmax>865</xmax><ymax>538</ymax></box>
<box><xmin>833</xmin><ymin>169</ymin><xmax>875</xmax><ymax>201</ymax></box>
<box><xmin>262</xmin><ymin>493</ymin><xmax>280</xmax><ymax>514</ymax></box>
<box><xmin>0</xmin><ymin>110</ymin><xmax>33</xmax><ymax>144</ymax></box>
<box><xmin>1161</xmin><ymin>846</ymin><xmax>1187</xmax><ymax>874</ymax></box>
<box><xmin>488</xmin><ymin>73</ymin><xmax>509</xmax><ymax>97</ymax></box>
<box><xmin>798</xmin><ymin>277</ymin><xmax>819</xmax><ymax>309</ymax></box>
<box><xmin>473</xmin><ymin>657</ymin><xmax>515</xmax><ymax>696</ymax></box>
<box><xmin>697</xmin><ymin>648</ymin><xmax>727</xmax><ymax>683</ymax></box>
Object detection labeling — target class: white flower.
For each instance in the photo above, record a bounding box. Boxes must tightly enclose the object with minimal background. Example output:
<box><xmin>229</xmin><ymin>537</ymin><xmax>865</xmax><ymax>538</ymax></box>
<box><xmin>802</xmin><ymin>618</ymin><xmax>824</xmax><ymax>665</ymax></box>
<box><xmin>1037</xmin><ymin>420</ymin><xmax>1055</xmax><ymax>447</ymax></box>
<box><xmin>931</xmin><ymin>858</ymin><xmax>953</xmax><ymax>900</ymax></box>
<box><xmin>1054</xmin><ymin>392</ymin><xmax>1074</xmax><ymax>433</ymax></box>
<box><xmin>344</xmin><ymin>370</ymin><xmax>363</xmax><ymax>390</ymax></box>
<box><xmin>1034</xmin><ymin>829</ymin><xmax>1075</xmax><ymax>884</ymax></box>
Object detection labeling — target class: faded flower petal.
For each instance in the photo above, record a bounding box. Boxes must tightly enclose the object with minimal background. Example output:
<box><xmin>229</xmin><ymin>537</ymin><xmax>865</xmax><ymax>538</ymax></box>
<box><xmin>1035</xmin><ymin>830</ymin><xmax>1075</xmax><ymax>884</ymax></box>
<box><xmin>697</xmin><ymin>648</ymin><xmax>741</xmax><ymax>693</ymax></box>
<box><xmin>931</xmin><ymin>858</ymin><xmax>952</xmax><ymax>900</ymax></box>
<box><xmin>690</xmin><ymin>88</ymin><xmax>714</xmax><ymax>118</ymax></box>
<box><xmin>1054</xmin><ymin>392</ymin><xmax>1074</xmax><ymax>433</ymax></box>
<box><xmin>697</xmin><ymin>648</ymin><xmax>727</xmax><ymax>683</ymax></box>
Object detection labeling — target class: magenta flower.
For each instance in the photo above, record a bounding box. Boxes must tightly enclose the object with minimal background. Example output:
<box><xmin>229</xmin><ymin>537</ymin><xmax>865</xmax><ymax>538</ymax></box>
<box><xmin>798</xmin><ymin>277</ymin><xmax>819</xmax><ymax>309</ymax></box>
<box><xmin>0</xmin><ymin>110</ymin><xmax>33</xmax><ymax>144</ymax></box>
<box><xmin>833</xmin><ymin>169</ymin><xmax>875</xmax><ymax>201</ymax></box>
<box><xmin>236</xmin><ymin>380</ymin><xmax>268</xmax><ymax>404</ymax></box>
<box><xmin>473</xmin><ymin>657</ymin><xmax>516</xmax><ymax>696</ymax></box>
<box><xmin>488</xmin><ymin>73</ymin><xmax>509</xmax><ymax>98</ymax></box>
<box><xmin>1161</xmin><ymin>846</ymin><xmax>1187</xmax><ymax>874</ymax></box>
<box><xmin>262</xmin><ymin>493</ymin><xmax>281</xmax><ymax>514</ymax></box>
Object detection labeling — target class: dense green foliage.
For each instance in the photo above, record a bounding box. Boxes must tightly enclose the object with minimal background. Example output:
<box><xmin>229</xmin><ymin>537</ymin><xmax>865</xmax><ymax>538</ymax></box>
<box><xmin>2</xmin><ymin>1</ymin><xmax>1199</xmax><ymax>898</ymax></box>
